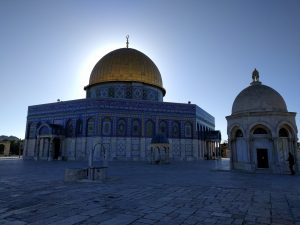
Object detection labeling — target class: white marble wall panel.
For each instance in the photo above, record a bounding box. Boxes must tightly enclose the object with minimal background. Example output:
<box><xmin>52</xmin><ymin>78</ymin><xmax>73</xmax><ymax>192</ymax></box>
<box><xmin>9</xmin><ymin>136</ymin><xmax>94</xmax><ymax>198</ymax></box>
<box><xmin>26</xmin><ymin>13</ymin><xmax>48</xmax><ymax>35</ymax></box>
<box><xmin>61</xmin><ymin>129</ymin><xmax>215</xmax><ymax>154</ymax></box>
<box><xmin>236</xmin><ymin>138</ymin><xmax>248</xmax><ymax>162</ymax></box>
<box><xmin>116</xmin><ymin>138</ymin><xmax>127</xmax><ymax>159</ymax></box>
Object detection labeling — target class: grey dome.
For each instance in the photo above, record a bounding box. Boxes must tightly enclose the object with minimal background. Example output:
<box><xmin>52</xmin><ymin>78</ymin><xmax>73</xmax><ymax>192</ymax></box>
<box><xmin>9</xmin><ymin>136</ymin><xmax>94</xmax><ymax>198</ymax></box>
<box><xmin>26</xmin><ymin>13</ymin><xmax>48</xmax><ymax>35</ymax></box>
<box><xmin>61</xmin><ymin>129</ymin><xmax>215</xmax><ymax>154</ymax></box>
<box><xmin>232</xmin><ymin>83</ymin><xmax>287</xmax><ymax>114</ymax></box>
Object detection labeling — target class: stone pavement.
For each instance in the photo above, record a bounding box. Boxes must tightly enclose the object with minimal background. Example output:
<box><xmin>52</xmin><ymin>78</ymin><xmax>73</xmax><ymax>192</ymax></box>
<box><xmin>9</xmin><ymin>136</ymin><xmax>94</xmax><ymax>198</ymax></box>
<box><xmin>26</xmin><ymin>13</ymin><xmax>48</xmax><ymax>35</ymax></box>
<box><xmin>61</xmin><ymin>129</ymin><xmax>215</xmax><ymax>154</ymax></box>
<box><xmin>0</xmin><ymin>159</ymin><xmax>299</xmax><ymax>225</ymax></box>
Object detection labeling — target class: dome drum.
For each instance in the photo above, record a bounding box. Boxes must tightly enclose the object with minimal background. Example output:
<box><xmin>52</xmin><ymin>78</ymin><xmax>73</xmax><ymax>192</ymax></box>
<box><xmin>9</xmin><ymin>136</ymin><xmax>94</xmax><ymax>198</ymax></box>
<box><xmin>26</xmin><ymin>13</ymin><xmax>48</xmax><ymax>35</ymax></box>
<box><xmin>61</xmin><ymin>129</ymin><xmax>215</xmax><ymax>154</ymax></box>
<box><xmin>86</xmin><ymin>82</ymin><xmax>163</xmax><ymax>101</ymax></box>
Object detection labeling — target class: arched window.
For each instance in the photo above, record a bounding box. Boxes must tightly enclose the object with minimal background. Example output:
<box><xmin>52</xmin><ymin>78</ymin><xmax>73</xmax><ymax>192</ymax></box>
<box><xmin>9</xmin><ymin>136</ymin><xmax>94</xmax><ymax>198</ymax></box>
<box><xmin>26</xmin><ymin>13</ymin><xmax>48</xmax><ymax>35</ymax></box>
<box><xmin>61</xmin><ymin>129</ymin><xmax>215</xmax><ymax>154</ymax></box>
<box><xmin>159</xmin><ymin>120</ymin><xmax>168</xmax><ymax>137</ymax></box>
<box><xmin>39</xmin><ymin>125</ymin><xmax>50</xmax><ymax>136</ymax></box>
<box><xmin>235</xmin><ymin>129</ymin><xmax>243</xmax><ymax>138</ymax></box>
<box><xmin>172</xmin><ymin>121</ymin><xmax>180</xmax><ymax>138</ymax></box>
<box><xmin>102</xmin><ymin>118</ymin><xmax>112</xmax><ymax>136</ymax></box>
<box><xmin>253</xmin><ymin>127</ymin><xmax>268</xmax><ymax>134</ymax></box>
<box><xmin>145</xmin><ymin>120</ymin><xmax>155</xmax><ymax>137</ymax></box>
<box><xmin>132</xmin><ymin>119</ymin><xmax>141</xmax><ymax>137</ymax></box>
<box><xmin>86</xmin><ymin>117</ymin><xmax>95</xmax><ymax>136</ymax></box>
<box><xmin>76</xmin><ymin>119</ymin><xmax>83</xmax><ymax>136</ymax></box>
<box><xmin>117</xmin><ymin>119</ymin><xmax>126</xmax><ymax>136</ymax></box>
<box><xmin>184</xmin><ymin>122</ymin><xmax>193</xmax><ymax>138</ymax></box>
<box><xmin>65</xmin><ymin>120</ymin><xmax>74</xmax><ymax>137</ymax></box>
<box><xmin>279</xmin><ymin>128</ymin><xmax>289</xmax><ymax>137</ymax></box>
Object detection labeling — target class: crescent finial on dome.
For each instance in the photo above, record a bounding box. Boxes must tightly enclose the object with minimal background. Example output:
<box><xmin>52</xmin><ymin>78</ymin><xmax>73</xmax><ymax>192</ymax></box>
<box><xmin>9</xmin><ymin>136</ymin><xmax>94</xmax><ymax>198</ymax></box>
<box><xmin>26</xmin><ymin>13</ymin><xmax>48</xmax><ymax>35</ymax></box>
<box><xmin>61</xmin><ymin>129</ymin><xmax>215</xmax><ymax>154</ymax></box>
<box><xmin>126</xmin><ymin>35</ymin><xmax>129</xmax><ymax>48</ymax></box>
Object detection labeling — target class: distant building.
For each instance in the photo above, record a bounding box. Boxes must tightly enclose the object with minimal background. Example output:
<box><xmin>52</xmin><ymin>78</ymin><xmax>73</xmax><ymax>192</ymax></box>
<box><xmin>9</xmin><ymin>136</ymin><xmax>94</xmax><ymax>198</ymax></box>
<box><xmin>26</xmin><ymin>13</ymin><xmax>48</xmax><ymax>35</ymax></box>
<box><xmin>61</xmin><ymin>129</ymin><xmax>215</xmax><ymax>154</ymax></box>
<box><xmin>220</xmin><ymin>142</ymin><xmax>229</xmax><ymax>158</ymax></box>
<box><xmin>0</xmin><ymin>136</ymin><xmax>22</xmax><ymax>156</ymax></box>
<box><xmin>226</xmin><ymin>69</ymin><xmax>298</xmax><ymax>174</ymax></box>
<box><xmin>24</xmin><ymin>43</ymin><xmax>221</xmax><ymax>161</ymax></box>
<box><xmin>0</xmin><ymin>141</ymin><xmax>11</xmax><ymax>156</ymax></box>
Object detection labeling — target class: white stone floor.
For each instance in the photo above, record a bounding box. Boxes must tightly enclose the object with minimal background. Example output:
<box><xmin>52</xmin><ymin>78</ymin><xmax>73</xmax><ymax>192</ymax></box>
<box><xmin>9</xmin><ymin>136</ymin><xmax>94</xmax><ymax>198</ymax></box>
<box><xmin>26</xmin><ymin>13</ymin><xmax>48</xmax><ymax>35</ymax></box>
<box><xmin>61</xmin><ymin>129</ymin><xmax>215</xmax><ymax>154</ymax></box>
<box><xmin>0</xmin><ymin>158</ymin><xmax>299</xmax><ymax>225</ymax></box>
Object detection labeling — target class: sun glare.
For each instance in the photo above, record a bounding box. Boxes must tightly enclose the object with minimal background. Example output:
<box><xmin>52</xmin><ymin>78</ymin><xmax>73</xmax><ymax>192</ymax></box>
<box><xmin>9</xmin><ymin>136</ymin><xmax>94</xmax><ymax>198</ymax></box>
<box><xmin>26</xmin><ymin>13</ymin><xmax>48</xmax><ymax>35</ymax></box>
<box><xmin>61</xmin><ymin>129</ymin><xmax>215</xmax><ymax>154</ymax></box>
<box><xmin>73</xmin><ymin>42</ymin><xmax>122</xmax><ymax>99</ymax></box>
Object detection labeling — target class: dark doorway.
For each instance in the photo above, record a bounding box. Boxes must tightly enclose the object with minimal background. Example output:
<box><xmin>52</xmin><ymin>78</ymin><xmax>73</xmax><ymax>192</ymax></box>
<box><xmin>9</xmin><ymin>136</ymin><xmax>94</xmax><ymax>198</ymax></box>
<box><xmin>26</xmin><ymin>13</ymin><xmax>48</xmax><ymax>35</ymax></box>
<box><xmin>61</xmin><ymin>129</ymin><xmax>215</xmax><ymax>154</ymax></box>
<box><xmin>0</xmin><ymin>144</ymin><xmax>4</xmax><ymax>155</ymax></box>
<box><xmin>53</xmin><ymin>138</ymin><xmax>60</xmax><ymax>160</ymax></box>
<box><xmin>257</xmin><ymin>149</ymin><xmax>269</xmax><ymax>168</ymax></box>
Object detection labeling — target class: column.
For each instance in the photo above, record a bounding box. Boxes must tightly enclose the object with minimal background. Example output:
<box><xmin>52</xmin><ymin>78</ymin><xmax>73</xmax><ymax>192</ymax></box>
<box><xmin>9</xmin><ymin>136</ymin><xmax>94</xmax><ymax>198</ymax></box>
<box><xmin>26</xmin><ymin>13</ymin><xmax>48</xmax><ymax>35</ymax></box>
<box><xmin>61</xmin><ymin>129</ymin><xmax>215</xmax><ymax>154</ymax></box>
<box><xmin>140</xmin><ymin>137</ymin><xmax>146</xmax><ymax>159</ymax></box>
<box><xmin>35</xmin><ymin>138</ymin><xmax>40</xmax><ymax>160</ymax></box>
<box><xmin>218</xmin><ymin>142</ymin><xmax>220</xmax><ymax>158</ymax></box>
<box><xmin>293</xmin><ymin>139</ymin><xmax>299</xmax><ymax>173</ymax></box>
<box><xmin>74</xmin><ymin>136</ymin><xmax>77</xmax><ymax>160</ymax></box>
<box><xmin>208</xmin><ymin>141</ymin><xmax>211</xmax><ymax>159</ymax></box>
<box><xmin>59</xmin><ymin>138</ymin><xmax>63</xmax><ymax>160</ymax></box>
<box><xmin>228</xmin><ymin>138</ymin><xmax>234</xmax><ymax>169</ymax></box>
<box><xmin>205</xmin><ymin>141</ymin><xmax>208</xmax><ymax>159</ymax></box>
<box><xmin>211</xmin><ymin>141</ymin><xmax>214</xmax><ymax>159</ymax></box>
<box><xmin>272</xmin><ymin>137</ymin><xmax>278</xmax><ymax>172</ymax></box>
<box><xmin>202</xmin><ymin>140</ymin><xmax>205</xmax><ymax>159</ymax></box>
<box><xmin>41</xmin><ymin>138</ymin><xmax>45</xmax><ymax>159</ymax></box>
<box><xmin>213</xmin><ymin>141</ymin><xmax>216</xmax><ymax>159</ymax></box>
<box><xmin>248</xmin><ymin>137</ymin><xmax>254</xmax><ymax>171</ymax></box>
<box><xmin>48</xmin><ymin>138</ymin><xmax>53</xmax><ymax>161</ymax></box>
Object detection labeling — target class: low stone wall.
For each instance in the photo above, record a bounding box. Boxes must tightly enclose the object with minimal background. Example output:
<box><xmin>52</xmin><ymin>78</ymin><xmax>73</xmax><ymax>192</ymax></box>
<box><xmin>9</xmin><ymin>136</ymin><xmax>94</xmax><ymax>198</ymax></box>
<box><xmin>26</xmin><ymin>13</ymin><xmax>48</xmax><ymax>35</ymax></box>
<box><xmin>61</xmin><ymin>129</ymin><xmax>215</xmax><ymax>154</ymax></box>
<box><xmin>88</xmin><ymin>167</ymin><xmax>107</xmax><ymax>180</ymax></box>
<box><xmin>64</xmin><ymin>168</ymin><xmax>88</xmax><ymax>181</ymax></box>
<box><xmin>64</xmin><ymin>167</ymin><xmax>107</xmax><ymax>181</ymax></box>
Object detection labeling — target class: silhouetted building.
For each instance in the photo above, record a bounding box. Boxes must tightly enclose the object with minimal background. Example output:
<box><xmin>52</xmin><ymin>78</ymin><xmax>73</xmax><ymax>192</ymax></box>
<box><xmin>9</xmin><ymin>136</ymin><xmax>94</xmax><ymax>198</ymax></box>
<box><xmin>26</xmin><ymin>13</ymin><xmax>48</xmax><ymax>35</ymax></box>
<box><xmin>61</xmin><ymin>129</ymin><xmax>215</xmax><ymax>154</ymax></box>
<box><xmin>24</xmin><ymin>43</ymin><xmax>220</xmax><ymax>161</ymax></box>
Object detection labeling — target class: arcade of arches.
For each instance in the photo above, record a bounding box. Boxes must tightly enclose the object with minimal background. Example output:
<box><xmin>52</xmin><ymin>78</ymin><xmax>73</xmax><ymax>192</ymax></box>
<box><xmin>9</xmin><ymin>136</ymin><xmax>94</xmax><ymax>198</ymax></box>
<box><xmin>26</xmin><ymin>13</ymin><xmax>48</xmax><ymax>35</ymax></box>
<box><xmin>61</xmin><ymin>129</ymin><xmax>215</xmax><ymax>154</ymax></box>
<box><xmin>227</xmin><ymin>70</ymin><xmax>298</xmax><ymax>174</ymax></box>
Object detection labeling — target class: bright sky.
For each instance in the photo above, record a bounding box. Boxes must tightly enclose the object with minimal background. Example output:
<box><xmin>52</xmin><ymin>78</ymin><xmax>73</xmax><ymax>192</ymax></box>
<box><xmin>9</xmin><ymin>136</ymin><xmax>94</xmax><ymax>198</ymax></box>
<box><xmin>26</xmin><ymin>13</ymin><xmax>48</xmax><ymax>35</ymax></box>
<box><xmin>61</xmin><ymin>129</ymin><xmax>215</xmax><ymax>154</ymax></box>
<box><xmin>0</xmin><ymin>0</ymin><xmax>299</xmax><ymax>140</ymax></box>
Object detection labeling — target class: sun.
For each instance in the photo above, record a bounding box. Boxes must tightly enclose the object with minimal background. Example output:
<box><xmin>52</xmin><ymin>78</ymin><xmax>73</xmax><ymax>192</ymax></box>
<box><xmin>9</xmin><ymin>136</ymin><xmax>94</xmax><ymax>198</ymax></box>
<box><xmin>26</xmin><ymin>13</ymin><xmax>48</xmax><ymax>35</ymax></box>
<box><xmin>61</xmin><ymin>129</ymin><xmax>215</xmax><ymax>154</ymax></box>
<box><xmin>73</xmin><ymin>42</ymin><xmax>122</xmax><ymax>99</ymax></box>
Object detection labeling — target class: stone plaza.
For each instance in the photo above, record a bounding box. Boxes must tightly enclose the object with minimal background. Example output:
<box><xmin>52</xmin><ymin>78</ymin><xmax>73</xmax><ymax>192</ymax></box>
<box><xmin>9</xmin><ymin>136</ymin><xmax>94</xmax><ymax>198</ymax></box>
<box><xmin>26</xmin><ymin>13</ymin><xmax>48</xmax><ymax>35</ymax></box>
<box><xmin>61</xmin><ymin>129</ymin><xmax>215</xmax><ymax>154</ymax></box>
<box><xmin>0</xmin><ymin>158</ymin><xmax>299</xmax><ymax>225</ymax></box>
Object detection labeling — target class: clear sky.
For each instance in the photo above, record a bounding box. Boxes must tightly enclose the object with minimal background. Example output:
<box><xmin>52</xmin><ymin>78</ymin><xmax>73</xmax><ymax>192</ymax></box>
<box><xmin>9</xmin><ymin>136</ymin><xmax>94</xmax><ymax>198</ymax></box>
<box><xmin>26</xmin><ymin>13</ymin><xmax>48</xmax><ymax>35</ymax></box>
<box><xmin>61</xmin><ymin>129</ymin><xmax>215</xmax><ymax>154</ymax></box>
<box><xmin>0</xmin><ymin>0</ymin><xmax>299</xmax><ymax>140</ymax></box>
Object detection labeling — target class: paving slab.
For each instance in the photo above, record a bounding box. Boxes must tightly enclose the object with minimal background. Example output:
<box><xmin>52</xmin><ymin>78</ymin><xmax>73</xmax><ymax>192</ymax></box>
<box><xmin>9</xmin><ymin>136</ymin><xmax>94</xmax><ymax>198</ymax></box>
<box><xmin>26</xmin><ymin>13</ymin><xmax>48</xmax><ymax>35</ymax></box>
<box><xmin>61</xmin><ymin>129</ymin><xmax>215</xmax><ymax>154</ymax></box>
<box><xmin>0</xmin><ymin>159</ymin><xmax>299</xmax><ymax>225</ymax></box>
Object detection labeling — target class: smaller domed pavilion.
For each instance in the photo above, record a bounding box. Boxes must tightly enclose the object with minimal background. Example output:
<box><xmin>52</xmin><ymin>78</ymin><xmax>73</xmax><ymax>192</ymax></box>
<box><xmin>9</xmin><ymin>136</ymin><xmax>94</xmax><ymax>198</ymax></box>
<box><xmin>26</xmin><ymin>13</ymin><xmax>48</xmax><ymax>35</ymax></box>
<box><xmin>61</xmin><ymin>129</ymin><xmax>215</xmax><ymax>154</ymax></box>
<box><xmin>226</xmin><ymin>69</ymin><xmax>298</xmax><ymax>174</ymax></box>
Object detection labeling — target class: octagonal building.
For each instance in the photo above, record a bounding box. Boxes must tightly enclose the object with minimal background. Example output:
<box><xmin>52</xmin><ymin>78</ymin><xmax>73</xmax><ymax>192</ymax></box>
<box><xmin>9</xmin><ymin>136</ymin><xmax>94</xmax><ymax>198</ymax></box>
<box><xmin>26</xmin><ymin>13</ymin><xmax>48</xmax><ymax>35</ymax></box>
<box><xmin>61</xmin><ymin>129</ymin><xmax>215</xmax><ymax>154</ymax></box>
<box><xmin>23</xmin><ymin>44</ymin><xmax>221</xmax><ymax>161</ymax></box>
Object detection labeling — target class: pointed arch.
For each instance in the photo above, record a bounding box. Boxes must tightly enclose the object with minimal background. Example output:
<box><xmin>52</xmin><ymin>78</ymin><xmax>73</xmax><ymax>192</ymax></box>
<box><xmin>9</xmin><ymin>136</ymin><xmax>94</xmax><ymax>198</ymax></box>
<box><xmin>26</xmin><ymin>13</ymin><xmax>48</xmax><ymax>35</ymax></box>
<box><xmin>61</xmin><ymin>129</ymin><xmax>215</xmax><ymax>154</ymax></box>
<box><xmin>86</xmin><ymin>117</ymin><xmax>95</xmax><ymax>136</ymax></box>
<box><xmin>145</xmin><ymin>120</ymin><xmax>155</xmax><ymax>138</ymax></box>
<box><xmin>36</xmin><ymin>123</ymin><xmax>51</xmax><ymax>136</ymax></box>
<box><xmin>184</xmin><ymin>121</ymin><xmax>193</xmax><ymax>138</ymax></box>
<box><xmin>172</xmin><ymin>121</ymin><xmax>180</xmax><ymax>138</ymax></box>
<box><xmin>248</xmin><ymin>121</ymin><xmax>273</xmax><ymax>137</ymax></box>
<box><xmin>159</xmin><ymin>120</ymin><xmax>168</xmax><ymax>137</ymax></box>
<box><xmin>102</xmin><ymin>117</ymin><xmax>112</xmax><ymax>136</ymax></box>
<box><xmin>228</xmin><ymin>123</ymin><xmax>245</xmax><ymax>139</ymax></box>
<box><xmin>235</xmin><ymin>129</ymin><xmax>244</xmax><ymax>137</ymax></box>
<box><xmin>276</xmin><ymin>121</ymin><xmax>297</xmax><ymax>139</ymax></box>
<box><xmin>117</xmin><ymin>118</ymin><xmax>126</xmax><ymax>136</ymax></box>
<box><xmin>65</xmin><ymin>119</ymin><xmax>74</xmax><ymax>137</ymax></box>
<box><xmin>279</xmin><ymin>128</ymin><xmax>289</xmax><ymax>138</ymax></box>
<box><xmin>76</xmin><ymin>119</ymin><xmax>83</xmax><ymax>136</ymax></box>
<box><xmin>132</xmin><ymin>119</ymin><xmax>141</xmax><ymax>137</ymax></box>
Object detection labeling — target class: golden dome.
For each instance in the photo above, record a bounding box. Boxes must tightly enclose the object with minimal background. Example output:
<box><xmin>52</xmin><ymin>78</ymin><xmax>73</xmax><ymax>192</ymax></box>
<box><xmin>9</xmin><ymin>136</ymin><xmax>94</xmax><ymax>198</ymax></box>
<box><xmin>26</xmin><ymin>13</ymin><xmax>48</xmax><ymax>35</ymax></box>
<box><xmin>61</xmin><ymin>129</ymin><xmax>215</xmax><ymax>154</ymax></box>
<box><xmin>87</xmin><ymin>48</ymin><xmax>165</xmax><ymax>95</ymax></box>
